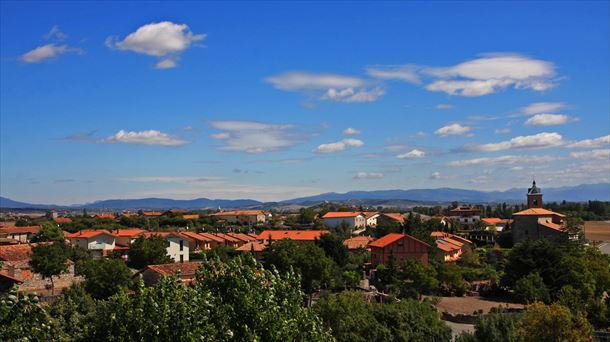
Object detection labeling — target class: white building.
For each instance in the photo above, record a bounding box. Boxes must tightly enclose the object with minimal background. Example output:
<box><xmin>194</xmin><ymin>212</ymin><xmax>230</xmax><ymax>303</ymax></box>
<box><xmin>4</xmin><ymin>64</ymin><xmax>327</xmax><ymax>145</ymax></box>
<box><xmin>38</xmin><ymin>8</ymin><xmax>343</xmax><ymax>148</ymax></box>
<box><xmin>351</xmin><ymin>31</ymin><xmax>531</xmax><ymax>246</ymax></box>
<box><xmin>65</xmin><ymin>230</ymin><xmax>117</xmax><ymax>258</ymax></box>
<box><xmin>141</xmin><ymin>232</ymin><xmax>190</xmax><ymax>263</ymax></box>
<box><xmin>209</xmin><ymin>210</ymin><xmax>268</xmax><ymax>224</ymax></box>
<box><xmin>321</xmin><ymin>212</ymin><xmax>366</xmax><ymax>229</ymax></box>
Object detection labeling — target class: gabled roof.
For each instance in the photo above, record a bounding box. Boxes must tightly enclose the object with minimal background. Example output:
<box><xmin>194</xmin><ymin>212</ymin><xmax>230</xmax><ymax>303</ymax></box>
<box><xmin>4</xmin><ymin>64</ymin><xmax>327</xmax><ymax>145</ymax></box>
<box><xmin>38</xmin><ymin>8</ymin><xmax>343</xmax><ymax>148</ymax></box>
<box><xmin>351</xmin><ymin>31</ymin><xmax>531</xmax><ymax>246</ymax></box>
<box><xmin>197</xmin><ymin>233</ymin><xmax>227</xmax><ymax>243</ymax></box>
<box><xmin>258</xmin><ymin>230</ymin><xmax>329</xmax><ymax>241</ymax></box>
<box><xmin>537</xmin><ymin>218</ymin><xmax>564</xmax><ymax>232</ymax></box>
<box><xmin>182</xmin><ymin>214</ymin><xmax>200</xmax><ymax>220</ymax></box>
<box><xmin>213</xmin><ymin>233</ymin><xmax>241</xmax><ymax>243</ymax></box>
<box><xmin>343</xmin><ymin>236</ymin><xmax>374</xmax><ymax>250</ymax></box>
<box><xmin>65</xmin><ymin>230</ymin><xmax>116</xmax><ymax>239</ymax></box>
<box><xmin>380</xmin><ymin>213</ymin><xmax>405</xmax><ymax>223</ymax></box>
<box><xmin>0</xmin><ymin>244</ymin><xmax>34</xmax><ymax>261</ymax></box>
<box><xmin>322</xmin><ymin>212</ymin><xmax>363</xmax><ymax>219</ymax></box>
<box><xmin>140</xmin><ymin>232</ymin><xmax>191</xmax><ymax>241</ymax></box>
<box><xmin>167</xmin><ymin>209</ymin><xmax>187</xmax><ymax>214</ymax></box>
<box><xmin>481</xmin><ymin>218</ymin><xmax>503</xmax><ymax>225</ymax></box>
<box><xmin>0</xmin><ymin>272</ymin><xmax>23</xmax><ymax>283</ymax></box>
<box><xmin>209</xmin><ymin>210</ymin><xmax>266</xmax><ymax>216</ymax></box>
<box><xmin>121</xmin><ymin>213</ymin><xmax>139</xmax><ymax>217</ymax></box>
<box><xmin>112</xmin><ymin>228</ymin><xmax>148</xmax><ymax>237</ymax></box>
<box><xmin>513</xmin><ymin>208</ymin><xmax>566</xmax><ymax>217</ymax></box>
<box><xmin>143</xmin><ymin>262</ymin><xmax>202</xmax><ymax>277</ymax></box>
<box><xmin>369</xmin><ymin>233</ymin><xmax>430</xmax><ymax>248</ymax></box>
<box><xmin>361</xmin><ymin>212</ymin><xmax>380</xmax><ymax>219</ymax></box>
<box><xmin>228</xmin><ymin>233</ymin><xmax>258</xmax><ymax>242</ymax></box>
<box><xmin>236</xmin><ymin>241</ymin><xmax>267</xmax><ymax>252</ymax></box>
<box><xmin>53</xmin><ymin>217</ymin><xmax>73</xmax><ymax>223</ymax></box>
<box><xmin>0</xmin><ymin>226</ymin><xmax>41</xmax><ymax>235</ymax></box>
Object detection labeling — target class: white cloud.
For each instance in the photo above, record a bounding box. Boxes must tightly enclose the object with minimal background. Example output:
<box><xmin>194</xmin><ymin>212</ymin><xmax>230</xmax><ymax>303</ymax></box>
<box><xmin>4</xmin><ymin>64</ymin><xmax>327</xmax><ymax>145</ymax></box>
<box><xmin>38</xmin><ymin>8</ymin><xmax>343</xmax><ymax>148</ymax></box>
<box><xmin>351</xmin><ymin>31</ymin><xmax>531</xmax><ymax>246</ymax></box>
<box><xmin>321</xmin><ymin>87</ymin><xmax>385</xmax><ymax>103</ymax></box>
<box><xmin>495</xmin><ymin>128</ymin><xmax>511</xmax><ymax>134</ymax></box>
<box><xmin>471</xmin><ymin>175</ymin><xmax>490</xmax><ymax>184</ymax></box>
<box><xmin>461</xmin><ymin>132</ymin><xmax>565</xmax><ymax>152</ymax></box>
<box><xmin>119</xmin><ymin>176</ymin><xmax>222</xmax><ymax>183</ymax></box>
<box><xmin>101</xmin><ymin>130</ymin><xmax>189</xmax><ymax>146</ymax></box>
<box><xmin>21</xmin><ymin>44</ymin><xmax>82</xmax><ymax>63</ymax></box>
<box><xmin>429</xmin><ymin>172</ymin><xmax>442</xmax><ymax>180</ymax></box>
<box><xmin>313</xmin><ymin>138</ymin><xmax>365</xmax><ymax>153</ymax></box>
<box><xmin>525</xmin><ymin>113</ymin><xmax>571</xmax><ymax>126</ymax></box>
<box><xmin>396</xmin><ymin>149</ymin><xmax>425</xmax><ymax>159</ymax></box>
<box><xmin>210</xmin><ymin>120</ymin><xmax>307</xmax><ymax>153</ymax></box>
<box><xmin>436</xmin><ymin>104</ymin><xmax>453</xmax><ymax>110</ymax></box>
<box><xmin>521</xmin><ymin>102</ymin><xmax>565</xmax><ymax>115</ymax></box>
<box><xmin>354</xmin><ymin>172</ymin><xmax>384</xmax><ymax>179</ymax></box>
<box><xmin>107</xmin><ymin>21</ymin><xmax>206</xmax><ymax>68</ymax></box>
<box><xmin>511</xmin><ymin>166</ymin><xmax>524</xmax><ymax>171</ymax></box>
<box><xmin>435</xmin><ymin>123</ymin><xmax>471</xmax><ymax>136</ymax></box>
<box><xmin>570</xmin><ymin>149</ymin><xmax>610</xmax><ymax>160</ymax></box>
<box><xmin>448</xmin><ymin>155</ymin><xmax>560</xmax><ymax>167</ymax></box>
<box><xmin>567</xmin><ymin>135</ymin><xmax>610</xmax><ymax>148</ymax></box>
<box><xmin>343</xmin><ymin>127</ymin><xmax>361</xmax><ymax>135</ymax></box>
<box><xmin>265</xmin><ymin>71</ymin><xmax>383</xmax><ymax>103</ymax></box>
<box><xmin>366</xmin><ymin>65</ymin><xmax>421</xmax><ymax>84</ymax></box>
<box><xmin>44</xmin><ymin>25</ymin><xmax>66</xmax><ymax>41</ymax></box>
<box><xmin>423</xmin><ymin>54</ymin><xmax>557</xmax><ymax>96</ymax></box>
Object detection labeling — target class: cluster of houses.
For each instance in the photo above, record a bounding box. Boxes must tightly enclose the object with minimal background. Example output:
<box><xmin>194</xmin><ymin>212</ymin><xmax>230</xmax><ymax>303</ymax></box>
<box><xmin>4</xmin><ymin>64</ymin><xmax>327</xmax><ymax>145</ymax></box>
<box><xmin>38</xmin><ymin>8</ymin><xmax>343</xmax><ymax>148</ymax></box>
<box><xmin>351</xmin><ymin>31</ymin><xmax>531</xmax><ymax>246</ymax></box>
<box><xmin>0</xmin><ymin>181</ymin><xmax>575</xmax><ymax>292</ymax></box>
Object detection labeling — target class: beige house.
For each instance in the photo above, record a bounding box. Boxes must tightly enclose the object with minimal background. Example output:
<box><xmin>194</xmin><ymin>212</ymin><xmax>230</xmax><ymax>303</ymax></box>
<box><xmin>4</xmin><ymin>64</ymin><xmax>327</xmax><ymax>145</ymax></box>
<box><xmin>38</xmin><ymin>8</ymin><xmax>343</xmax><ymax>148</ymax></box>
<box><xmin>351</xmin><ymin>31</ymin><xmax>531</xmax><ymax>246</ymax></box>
<box><xmin>209</xmin><ymin>210</ymin><xmax>268</xmax><ymax>224</ymax></box>
<box><xmin>0</xmin><ymin>226</ymin><xmax>41</xmax><ymax>243</ymax></box>
<box><xmin>64</xmin><ymin>230</ymin><xmax>117</xmax><ymax>258</ymax></box>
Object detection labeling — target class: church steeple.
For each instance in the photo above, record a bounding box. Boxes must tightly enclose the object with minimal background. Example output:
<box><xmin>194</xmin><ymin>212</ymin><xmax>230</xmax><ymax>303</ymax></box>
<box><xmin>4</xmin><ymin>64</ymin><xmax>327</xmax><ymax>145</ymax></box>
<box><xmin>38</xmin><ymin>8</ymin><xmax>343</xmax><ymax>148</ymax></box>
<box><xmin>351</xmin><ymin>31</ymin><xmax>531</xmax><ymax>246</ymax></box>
<box><xmin>527</xmin><ymin>180</ymin><xmax>543</xmax><ymax>208</ymax></box>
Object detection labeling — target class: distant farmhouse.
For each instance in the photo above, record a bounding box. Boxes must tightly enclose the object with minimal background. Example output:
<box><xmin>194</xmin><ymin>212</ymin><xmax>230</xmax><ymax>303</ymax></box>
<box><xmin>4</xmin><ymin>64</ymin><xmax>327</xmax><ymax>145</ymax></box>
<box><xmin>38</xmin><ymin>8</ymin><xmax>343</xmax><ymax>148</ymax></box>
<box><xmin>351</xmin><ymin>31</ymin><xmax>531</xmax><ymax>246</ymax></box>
<box><xmin>511</xmin><ymin>181</ymin><xmax>568</xmax><ymax>243</ymax></box>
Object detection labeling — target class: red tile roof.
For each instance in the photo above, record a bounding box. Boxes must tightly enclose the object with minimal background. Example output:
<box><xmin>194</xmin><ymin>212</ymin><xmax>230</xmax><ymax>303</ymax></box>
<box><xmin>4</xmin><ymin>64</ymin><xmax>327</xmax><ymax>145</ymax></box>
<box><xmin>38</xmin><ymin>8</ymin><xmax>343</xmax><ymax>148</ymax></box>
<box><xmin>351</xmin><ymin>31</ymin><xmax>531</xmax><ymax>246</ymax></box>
<box><xmin>0</xmin><ymin>226</ymin><xmax>41</xmax><ymax>235</ymax></box>
<box><xmin>213</xmin><ymin>233</ymin><xmax>240</xmax><ymax>243</ymax></box>
<box><xmin>53</xmin><ymin>217</ymin><xmax>73</xmax><ymax>223</ymax></box>
<box><xmin>236</xmin><ymin>241</ymin><xmax>267</xmax><ymax>252</ymax></box>
<box><xmin>139</xmin><ymin>232</ymin><xmax>190</xmax><ymax>241</ymax></box>
<box><xmin>0</xmin><ymin>244</ymin><xmax>34</xmax><ymax>261</ymax></box>
<box><xmin>513</xmin><ymin>208</ymin><xmax>566</xmax><ymax>217</ymax></box>
<box><xmin>435</xmin><ymin>239</ymin><xmax>462</xmax><ymax>252</ymax></box>
<box><xmin>369</xmin><ymin>233</ymin><xmax>430</xmax><ymax>248</ymax></box>
<box><xmin>538</xmin><ymin>218</ymin><xmax>564</xmax><ymax>232</ymax></box>
<box><xmin>65</xmin><ymin>230</ymin><xmax>117</xmax><ymax>239</ymax></box>
<box><xmin>0</xmin><ymin>272</ymin><xmax>23</xmax><ymax>283</ymax></box>
<box><xmin>361</xmin><ymin>212</ymin><xmax>380</xmax><ymax>219</ymax></box>
<box><xmin>198</xmin><ymin>233</ymin><xmax>226</xmax><ymax>243</ymax></box>
<box><xmin>431</xmin><ymin>231</ymin><xmax>472</xmax><ymax>245</ymax></box>
<box><xmin>481</xmin><ymin>218</ymin><xmax>503</xmax><ymax>225</ymax></box>
<box><xmin>167</xmin><ymin>209</ymin><xmax>187</xmax><ymax>214</ymax></box>
<box><xmin>142</xmin><ymin>211</ymin><xmax>162</xmax><ymax>217</ymax></box>
<box><xmin>94</xmin><ymin>213</ymin><xmax>116</xmax><ymax>219</ymax></box>
<box><xmin>182</xmin><ymin>214</ymin><xmax>200</xmax><ymax>220</ymax></box>
<box><xmin>380</xmin><ymin>213</ymin><xmax>405</xmax><ymax>224</ymax></box>
<box><xmin>343</xmin><ymin>236</ymin><xmax>374</xmax><ymax>250</ymax></box>
<box><xmin>228</xmin><ymin>233</ymin><xmax>258</xmax><ymax>242</ymax></box>
<box><xmin>112</xmin><ymin>228</ymin><xmax>148</xmax><ymax>237</ymax></box>
<box><xmin>322</xmin><ymin>212</ymin><xmax>363</xmax><ymax>219</ymax></box>
<box><xmin>258</xmin><ymin>230</ymin><xmax>329</xmax><ymax>241</ymax></box>
<box><xmin>121</xmin><ymin>213</ymin><xmax>139</xmax><ymax>217</ymax></box>
<box><xmin>209</xmin><ymin>210</ymin><xmax>266</xmax><ymax>216</ymax></box>
<box><xmin>144</xmin><ymin>262</ymin><xmax>202</xmax><ymax>277</ymax></box>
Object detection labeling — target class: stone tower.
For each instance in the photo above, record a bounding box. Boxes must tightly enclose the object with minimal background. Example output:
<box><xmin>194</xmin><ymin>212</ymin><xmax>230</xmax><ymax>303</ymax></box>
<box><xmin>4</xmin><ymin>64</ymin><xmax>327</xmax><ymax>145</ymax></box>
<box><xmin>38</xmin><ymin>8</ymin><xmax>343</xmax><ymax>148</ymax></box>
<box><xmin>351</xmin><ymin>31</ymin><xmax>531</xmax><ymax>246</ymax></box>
<box><xmin>527</xmin><ymin>180</ymin><xmax>543</xmax><ymax>209</ymax></box>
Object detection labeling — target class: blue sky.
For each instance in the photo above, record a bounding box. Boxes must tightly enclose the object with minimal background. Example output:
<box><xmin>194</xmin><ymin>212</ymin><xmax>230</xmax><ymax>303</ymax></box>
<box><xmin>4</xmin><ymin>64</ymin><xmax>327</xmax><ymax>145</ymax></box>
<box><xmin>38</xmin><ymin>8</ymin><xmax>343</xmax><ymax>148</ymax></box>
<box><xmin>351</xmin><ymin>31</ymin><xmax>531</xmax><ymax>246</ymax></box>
<box><xmin>1</xmin><ymin>1</ymin><xmax>609</xmax><ymax>204</ymax></box>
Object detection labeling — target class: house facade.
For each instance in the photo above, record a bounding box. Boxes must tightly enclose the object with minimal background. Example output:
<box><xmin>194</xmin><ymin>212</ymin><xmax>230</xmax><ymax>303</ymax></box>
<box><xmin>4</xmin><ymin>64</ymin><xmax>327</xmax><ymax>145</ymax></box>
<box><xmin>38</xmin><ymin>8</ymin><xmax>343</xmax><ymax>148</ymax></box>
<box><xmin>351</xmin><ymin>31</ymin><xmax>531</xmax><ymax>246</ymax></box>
<box><xmin>321</xmin><ymin>212</ymin><xmax>366</xmax><ymax>229</ymax></box>
<box><xmin>65</xmin><ymin>230</ymin><xmax>117</xmax><ymax>258</ymax></box>
<box><xmin>449</xmin><ymin>206</ymin><xmax>481</xmax><ymax>227</ymax></box>
<box><xmin>0</xmin><ymin>226</ymin><xmax>41</xmax><ymax>243</ymax></box>
<box><xmin>141</xmin><ymin>232</ymin><xmax>190</xmax><ymax>263</ymax></box>
<box><xmin>369</xmin><ymin>233</ymin><xmax>430</xmax><ymax>267</ymax></box>
<box><xmin>209</xmin><ymin>210</ymin><xmax>267</xmax><ymax>224</ymax></box>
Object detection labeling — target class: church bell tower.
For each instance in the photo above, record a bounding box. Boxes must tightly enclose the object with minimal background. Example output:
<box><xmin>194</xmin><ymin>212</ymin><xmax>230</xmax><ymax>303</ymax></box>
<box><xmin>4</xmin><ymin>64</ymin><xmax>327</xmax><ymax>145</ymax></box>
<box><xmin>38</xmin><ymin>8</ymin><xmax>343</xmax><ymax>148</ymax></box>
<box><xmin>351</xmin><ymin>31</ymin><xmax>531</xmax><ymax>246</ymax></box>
<box><xmin>527</xmin><ymin>180</ymin><xmax>543</xmax><ymax>208</ymax></box>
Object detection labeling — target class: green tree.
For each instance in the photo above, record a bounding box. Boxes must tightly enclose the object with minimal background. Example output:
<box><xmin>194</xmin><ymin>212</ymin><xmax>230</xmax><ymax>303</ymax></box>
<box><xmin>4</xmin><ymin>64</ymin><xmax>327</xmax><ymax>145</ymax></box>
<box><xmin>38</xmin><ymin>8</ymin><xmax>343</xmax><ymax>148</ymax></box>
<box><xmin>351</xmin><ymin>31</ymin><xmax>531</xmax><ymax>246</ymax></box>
<box><xmin>515</xmin><ymin>302</ymin><xmax>593</xmax><ymax>342</ymax></box>
<box><xmin>30</xmin><ymin>222</ymin><xmax>64</xmax><ymax>242</ymax></box>
<box><xmin>29</xmin><ymin>242</ymin><xmax>69</xmax><ymax>294</ymax></box>
<box><xmin>264</xmin><ymin>239</ymin><xmax>336</xmax><ymax>297</ymax></box>
<box><xmin>455</xmin><ymin>312</ymin><xmax>519</xmax><ymax>342</ymax></box>
<box><xmin>513</xmin><ymin>273</ymin><xmax>550</xmax><ymax>304</ymax></box>
<box><xmin>48</xmin><ymin>283</ymin><xmax>96</xmax><ymax>339</ymax></box>
<box><xmin>80</xmin><ymin>258</ymin><xmax>133</xmax><ymax>299</ymax></box>
<box><xmin>0</xmin><ymin>288</ymin><xmax>61</xmax><ymax>341</ymax></box>
<box><xmin>398</xmin><ymin>259</ymin><xmax>439</xmax><ymax>299</ymax></box>
<box><xmin>126</xmin><ymin>236</ymin><xmax>172</xmax><ymax>269</ymax></box>
<box><xmin>436</xmin><ymin>262</ymin><xmax>468</xmax><ymax>296</ymax></box>
<box><xmin>318</xmin><ymin>231</ymin><xmax>349</xmax><ymax>266</ymax></box>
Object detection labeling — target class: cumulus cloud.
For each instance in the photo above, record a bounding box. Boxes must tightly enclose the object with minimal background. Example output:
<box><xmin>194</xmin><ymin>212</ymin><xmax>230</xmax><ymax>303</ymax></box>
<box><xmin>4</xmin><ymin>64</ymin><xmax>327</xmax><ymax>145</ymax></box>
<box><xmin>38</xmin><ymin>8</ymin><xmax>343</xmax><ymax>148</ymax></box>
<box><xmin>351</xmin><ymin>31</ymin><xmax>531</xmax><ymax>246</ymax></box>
<box><xmin>525</xmin><ymin>113</ymin><xmax>571</xmax><ymax>126</ymax></box>
<box><xmin>366</xmin><ymin>65</ymin><xmax>421</xmax><ymax>84</ymax></box>
<box><xmin>107</xmin><ymin>21</ymin><xmax>206</xmax><ymax>68</ymax></box>
<box><xmin>21</xmin><ymin>43</ymin><xmax>83</xmax><ymax>63</ymax></box>
<box><xmin>567</xmin><ymin>135</ymin><xmax>610</xmax><ymax>148</ymax></box>
<box><xmin>396</xmin><ymin>149</ymin><xmax>425</xmax><ymax>159</ymax></box>
<box><xmin>520</xmin><ymin>102</ymin><xmax>565</xmax><ymax>115</ymax></box>
<box><xmin>343</xmin><ymin>127</ymin><xmax>361</xmax><ymax>135</ymax></box>
<box><xmin>313</xmin><ymin>138</ymin><xmax>364</xmax><ymax>153</ymax></box>
<box><xmin>354</xmin><ymin>172</ymin><xmax>384</xmax><ymax>179</ymax></box>
<box><xmin>265</xmin><ymin>71</ymin><xmax>383</xmax><ymax>103</ymax></box>
<box><xmin>101</xmin><ymin>130</ymin><xmax>189</xmax><ymax>146</ymax></box>
<box><xmin>436</xmin><ymin>104</ymin><xmax>453</xmax><ymax>110</ymax></box>
<box><xmin>435</xmin><ymin>123</ymin><xmax>471</xmax><ymax>136</ymax></box>
<box><xmin>570</xmin><ymin>149</ymin><xmax>610</xmax><ymax>160</ymax></box>
<box><xmin>448</xmin><ymin>155</ymin><xmax>560</xmax><ymax>167</ymax></box>
<box><xmin>209</xmin><ymin>120</ymin><xmax>309</xmax><ymax>153</ymax></box>
<box><xmin>429</xmin><ymin>172</ymin><xmax>442</xmax><ymax>180</ymax></box>
<box><xmin>460</xmin><ymin>132</ymin><xmax>565</xmax><ymax>152</ymax></box>
<box><xmin>423</xmin><ymin>54</ymin><xmax>557</xmax><ymax>96</ymax></box>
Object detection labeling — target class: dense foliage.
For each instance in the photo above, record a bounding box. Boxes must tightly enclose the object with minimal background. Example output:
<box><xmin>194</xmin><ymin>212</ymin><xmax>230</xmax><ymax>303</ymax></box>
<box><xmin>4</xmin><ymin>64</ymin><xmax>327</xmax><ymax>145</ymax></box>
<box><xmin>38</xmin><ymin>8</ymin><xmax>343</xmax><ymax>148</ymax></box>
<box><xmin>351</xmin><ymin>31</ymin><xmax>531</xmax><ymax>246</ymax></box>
<box><xmin>126</xmin><ymin>235</ymin><xmax>172</xmax><ymax>269</ymax></box>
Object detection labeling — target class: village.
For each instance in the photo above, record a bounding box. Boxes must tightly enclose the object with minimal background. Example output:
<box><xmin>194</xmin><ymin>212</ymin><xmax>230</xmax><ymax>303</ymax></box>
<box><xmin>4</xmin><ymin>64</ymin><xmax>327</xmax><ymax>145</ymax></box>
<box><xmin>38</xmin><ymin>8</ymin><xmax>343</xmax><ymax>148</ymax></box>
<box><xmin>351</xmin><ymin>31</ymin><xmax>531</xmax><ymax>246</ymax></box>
<box><xmin>1</xmin><ymin>181</ymin><xmax>609</xmax><ymax>340</ymax></box>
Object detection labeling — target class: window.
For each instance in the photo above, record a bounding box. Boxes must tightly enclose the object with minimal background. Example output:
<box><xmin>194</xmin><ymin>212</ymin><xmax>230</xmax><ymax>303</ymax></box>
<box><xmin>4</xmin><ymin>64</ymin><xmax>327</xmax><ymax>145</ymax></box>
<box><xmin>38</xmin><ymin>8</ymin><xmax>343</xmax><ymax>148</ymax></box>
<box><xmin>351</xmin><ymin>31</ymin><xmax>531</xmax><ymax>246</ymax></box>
<box><xmin>179</xmin><ymin>240</ymin><xmax>184</xmax><ymax>251</ymax></box>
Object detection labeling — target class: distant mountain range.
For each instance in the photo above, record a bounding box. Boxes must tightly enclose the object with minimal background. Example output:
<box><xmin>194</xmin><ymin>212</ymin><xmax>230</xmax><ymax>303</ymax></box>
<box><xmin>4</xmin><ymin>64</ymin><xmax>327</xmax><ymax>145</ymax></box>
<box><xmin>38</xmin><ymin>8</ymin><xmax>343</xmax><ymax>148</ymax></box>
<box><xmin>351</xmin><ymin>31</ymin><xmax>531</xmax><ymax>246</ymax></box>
<box><xmin>1</xmin><ymin>183</ymin><xmax>608</xmax><ymax>210</ymax></box>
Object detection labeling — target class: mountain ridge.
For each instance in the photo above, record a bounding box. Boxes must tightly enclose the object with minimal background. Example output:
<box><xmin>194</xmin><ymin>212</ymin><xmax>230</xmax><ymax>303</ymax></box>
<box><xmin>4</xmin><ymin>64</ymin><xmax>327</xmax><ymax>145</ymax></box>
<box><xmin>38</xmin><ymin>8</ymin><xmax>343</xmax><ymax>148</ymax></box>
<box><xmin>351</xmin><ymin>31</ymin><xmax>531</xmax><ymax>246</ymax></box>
<box><xmin>1</xmin><ymin>183</ymin><xmax>608</xmax><ymax>210</ymax></box>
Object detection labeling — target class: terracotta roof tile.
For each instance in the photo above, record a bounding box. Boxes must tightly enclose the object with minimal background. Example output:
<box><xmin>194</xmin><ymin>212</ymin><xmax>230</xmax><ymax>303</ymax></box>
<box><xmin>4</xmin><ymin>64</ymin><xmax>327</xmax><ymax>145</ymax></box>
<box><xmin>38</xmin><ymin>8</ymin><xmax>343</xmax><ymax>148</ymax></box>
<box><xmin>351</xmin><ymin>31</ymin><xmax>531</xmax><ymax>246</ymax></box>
<box><xmin>65</xmin><ymin>230</ymin><xmax>116</xmax><ymax>239</ymax></box>
<box><xmin>236</xmin><ymin>241</ymin><xmax>267</xmax><ymax>252</ymax></box>
<box><xmin>142</xmin><ymin>211</ymin><xmax>162</xmax><ymax>217</ymax></box>
<box><xmin>369</xmin><ymin>233</ymin><xmax>430</xmax><ymax>248</ymax></box>
<box><xmin>513</xmin><ymin>208</ymin><xmax>566</xmax><ymax>217</ymax></box>
<box><xmin>0</xmin><ymin>244</ymin><xmax>34</xmax><ymax>261</ymax></box>
<box><xmin>322</xmin><ymin>212</ymin><xmax>363</xmax><ymax>219</ymax></box>
<box><xmin>258</xmin><ymin>230</ymin><xmax>329</xmax><ymax>241</ymax></box>
<box><xmin>145</xmin><ymin>262</ymin><xmax>202</xmax><ymax>277</ymax></box>
<box><xmin>380</xmin><ymin>213</ymin><xmax>405</xmax><ymax>223</ymax></box>
<box><xmin>112</xmin><ymin>228</ymin><xmax>148</xmax><ymax>237</ymax></box>
<box><xmin>209</xmin><ymin>210</ymin><xmax>266</xmax><ymax>216</ymax></box>
<box><xmin>0</xmin><ymin>226</ymin><xmax>41</xmax><ymax>235</ymax></box>
<box><xmin>343</xmin><ymin>236</ymin><xmax>374</xmax><ymax>250</ymax></box>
